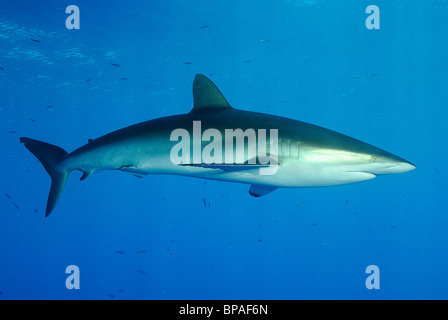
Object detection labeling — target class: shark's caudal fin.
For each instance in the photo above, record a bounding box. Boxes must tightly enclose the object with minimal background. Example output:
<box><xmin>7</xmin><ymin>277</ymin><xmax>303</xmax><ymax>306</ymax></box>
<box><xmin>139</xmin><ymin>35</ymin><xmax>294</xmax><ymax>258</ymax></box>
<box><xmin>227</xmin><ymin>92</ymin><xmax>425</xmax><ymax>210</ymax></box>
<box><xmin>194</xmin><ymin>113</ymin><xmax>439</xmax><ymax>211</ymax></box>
<box><xmin>20</xmin><ymin>137</ymin><xmax>70</xmax><ymax>217</ymax></box>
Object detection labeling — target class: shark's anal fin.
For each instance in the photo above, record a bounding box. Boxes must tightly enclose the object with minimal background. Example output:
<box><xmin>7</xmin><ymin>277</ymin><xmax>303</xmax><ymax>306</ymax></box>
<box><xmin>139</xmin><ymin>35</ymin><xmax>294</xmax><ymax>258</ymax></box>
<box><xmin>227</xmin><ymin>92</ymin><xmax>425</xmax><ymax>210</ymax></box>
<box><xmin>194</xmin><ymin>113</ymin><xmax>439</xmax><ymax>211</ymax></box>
<box><xmin>190</xmin><ymin>74</ymin><xmax>232</xmax><ymax>113</ymax></box>
<box><xmin>79</xmin><ymin>170</ymin><xmax>95</xmax><ymax>181</ymax></box>
<box><xmin>79</xmin><ymin>170</ymin><xmax>93</xmax><ymax>181</ymax></box>
<box><xmin>249</xmin><ymin>184</ymin><xmax>278</xmax><ymax>197</ymax></box>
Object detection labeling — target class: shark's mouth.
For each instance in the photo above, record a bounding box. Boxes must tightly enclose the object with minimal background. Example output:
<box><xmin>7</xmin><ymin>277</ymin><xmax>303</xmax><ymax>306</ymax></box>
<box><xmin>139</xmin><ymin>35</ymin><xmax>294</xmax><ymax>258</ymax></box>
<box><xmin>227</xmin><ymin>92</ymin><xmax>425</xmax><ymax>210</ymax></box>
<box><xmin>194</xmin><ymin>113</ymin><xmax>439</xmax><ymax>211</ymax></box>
<box><xmin>366</xmin><ymin>162</ymin><xmax>416</xmax><ymax>175</ymax></box>
<box><xmin>345</xmin><ymin>171</ymin><xmax>377</xmax><ymax>181</ymax></box>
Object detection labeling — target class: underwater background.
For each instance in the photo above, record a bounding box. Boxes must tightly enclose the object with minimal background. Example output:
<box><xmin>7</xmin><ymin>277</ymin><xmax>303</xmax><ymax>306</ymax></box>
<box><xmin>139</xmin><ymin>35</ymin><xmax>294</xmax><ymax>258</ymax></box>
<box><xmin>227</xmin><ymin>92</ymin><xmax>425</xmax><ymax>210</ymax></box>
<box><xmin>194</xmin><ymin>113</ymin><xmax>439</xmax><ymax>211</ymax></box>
<box><xmin>0</xmin><ymin>0</ymin><xmax>447</xmax><ymax>300</ymax></box>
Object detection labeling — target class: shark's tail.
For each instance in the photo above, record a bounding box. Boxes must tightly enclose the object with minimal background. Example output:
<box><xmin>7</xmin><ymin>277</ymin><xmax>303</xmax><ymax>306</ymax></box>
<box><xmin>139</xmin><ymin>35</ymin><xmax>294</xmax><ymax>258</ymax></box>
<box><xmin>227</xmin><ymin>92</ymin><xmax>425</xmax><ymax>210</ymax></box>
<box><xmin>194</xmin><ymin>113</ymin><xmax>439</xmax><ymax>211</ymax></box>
<box><xmin>20</xmin><ymin>137</ymin><xmax>71</xmax><ymax>217</ymax></box>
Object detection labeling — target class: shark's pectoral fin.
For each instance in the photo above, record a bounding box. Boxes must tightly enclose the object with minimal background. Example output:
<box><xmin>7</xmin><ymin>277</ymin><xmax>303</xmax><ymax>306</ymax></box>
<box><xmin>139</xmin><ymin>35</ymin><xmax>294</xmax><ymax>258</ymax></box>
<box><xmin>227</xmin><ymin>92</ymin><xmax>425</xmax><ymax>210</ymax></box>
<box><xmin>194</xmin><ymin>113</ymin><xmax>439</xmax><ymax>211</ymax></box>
<box><xmin>179</xmin><ymin>163</ymin><xmax>269</xmax><ymax>172</ymax></box>
<box><xmin>249</xmin><ymin>184</ymin><xmax>278</xmax><ymax>197</ymax></box>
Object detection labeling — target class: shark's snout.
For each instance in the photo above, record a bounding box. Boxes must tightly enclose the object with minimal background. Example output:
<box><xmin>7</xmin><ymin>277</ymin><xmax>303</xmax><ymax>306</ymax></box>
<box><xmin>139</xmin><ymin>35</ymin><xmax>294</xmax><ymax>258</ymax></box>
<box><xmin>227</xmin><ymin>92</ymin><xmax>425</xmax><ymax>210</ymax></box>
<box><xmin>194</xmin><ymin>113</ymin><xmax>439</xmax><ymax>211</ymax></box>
<box><xmin>365</xmin><ymin>148</ymin><xmax>416</xmax><ymax>175</ymax></box>
<box><xmin>370</xmin><ymin>160</ymin><xmax>416</xmax><ymax>175</ymax></box>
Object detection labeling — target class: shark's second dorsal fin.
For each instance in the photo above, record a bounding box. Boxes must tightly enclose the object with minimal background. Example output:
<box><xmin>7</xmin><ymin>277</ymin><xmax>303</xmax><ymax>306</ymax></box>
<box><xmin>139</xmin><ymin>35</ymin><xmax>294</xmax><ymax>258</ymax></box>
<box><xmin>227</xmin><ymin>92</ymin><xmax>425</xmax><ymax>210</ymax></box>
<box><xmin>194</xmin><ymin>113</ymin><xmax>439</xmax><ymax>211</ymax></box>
<box><xmin>190</xmin><ymin>74</ymin><xmax>232</xmax><ymax>113</ymax></box>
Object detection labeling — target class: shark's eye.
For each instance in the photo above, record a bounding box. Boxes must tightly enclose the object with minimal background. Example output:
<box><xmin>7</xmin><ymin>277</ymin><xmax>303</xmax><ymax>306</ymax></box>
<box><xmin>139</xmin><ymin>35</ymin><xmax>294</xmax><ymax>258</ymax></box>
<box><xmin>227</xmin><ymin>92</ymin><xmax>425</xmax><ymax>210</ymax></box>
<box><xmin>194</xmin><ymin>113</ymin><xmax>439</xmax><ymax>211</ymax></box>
<box><xmin>372</xmin><ymin>156</ymin><xmax>379</xmax><ymax>161</ymax></box>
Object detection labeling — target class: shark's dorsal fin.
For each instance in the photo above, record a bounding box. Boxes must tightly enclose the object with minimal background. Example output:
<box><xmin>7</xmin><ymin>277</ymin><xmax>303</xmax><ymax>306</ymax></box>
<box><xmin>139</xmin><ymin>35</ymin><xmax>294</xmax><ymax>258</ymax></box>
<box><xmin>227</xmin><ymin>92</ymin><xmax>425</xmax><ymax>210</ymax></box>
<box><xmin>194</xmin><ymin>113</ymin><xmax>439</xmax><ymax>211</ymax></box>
<box><xmin>190</xmin><ymin>74</ymin><xmax>232</xmax><ymax>113</ymax></box>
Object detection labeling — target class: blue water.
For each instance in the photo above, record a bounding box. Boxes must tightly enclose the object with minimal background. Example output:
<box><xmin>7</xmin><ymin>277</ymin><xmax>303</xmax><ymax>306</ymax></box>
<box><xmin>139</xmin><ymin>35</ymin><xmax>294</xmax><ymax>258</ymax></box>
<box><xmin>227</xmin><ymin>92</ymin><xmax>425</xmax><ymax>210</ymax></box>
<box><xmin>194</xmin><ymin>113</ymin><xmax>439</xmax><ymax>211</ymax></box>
<box><xmin>1</xmin><ymin>0</ymin><xmax>447</xmax><ymax>300</ymax></box>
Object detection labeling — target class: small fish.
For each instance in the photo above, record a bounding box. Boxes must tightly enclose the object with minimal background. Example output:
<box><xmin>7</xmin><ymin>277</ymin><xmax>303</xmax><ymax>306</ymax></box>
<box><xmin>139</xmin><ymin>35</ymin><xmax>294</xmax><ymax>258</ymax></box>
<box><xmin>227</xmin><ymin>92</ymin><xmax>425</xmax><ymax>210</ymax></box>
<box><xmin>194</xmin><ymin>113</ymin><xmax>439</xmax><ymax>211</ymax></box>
<box><xmin>29</xmin><ymin>118</ymin><xmax>36</xmax><ymax>122</ymax></box>
<box><xmin>345</xmin><ymin>199</ymin><xmax>349</xmax><ymax>206</ymax></box>
<box><xmin>86</xmin><ymin>78</ymin><xmax>92</xmax><ymax>82</ymax></box>
<box><xmin>47</xmin><ymin>106</ymin><xmax>54</xmax><ymax>111</ymax></box>
<box><xmin>117</xmin><ymin>289</ymin><xmax>125</xmax><ymax>293</ymax></box>
<box><xmin>109</xmin><ymin>63</ymin><xmax>120</xmax><ymax>67</ymax></box>
<box><xmin>168</xmin><ymin>239</ymin><xmax>177</xmax><ymax>243</ymax></box>
<box><xmin>390</xmin><ymin>225</ymin><xmax>397</xmax><ymax>229</ymax></box>
<box><xmin>34</xmin><ymin>209</ymin><xmax>38</xmax><ymax>213</ymax></box>
<box><xmin>167</xmin><ymin>248</ymin><xmax>173</xmax><ymax>260</ymax></box>
<box><xmin>8</xmin><ymin>131</ymin><xmax>16</xmax><ymax>134</ymax></box>
<box><xmin>369</xmin><ymin>72</ymin><xmax>382</xmax><ymax>77</ymax></box>
<box><xmin>136</xmin><ymin>249</ymin><xmax>147</xmax><ymax>254</ymax></box>
<box><xmin>259</xmin><ymin>39</ymin><xmax>271</xmax><ymax>43</ymax></box>
<box><xmin>5</xmin><ymin>193</ymin><xmax>11</xmax><ymax>199</ymax></box>
<box><xmin>30</xmin><ymin>38</ymin><xmax>40</xmax><ymax>43</ymax></box>
<box><xmin>310</xmin><ymin>223</ymin><xmax>318</xmax><ymax>227</ymax></box>
<box><xmin>115</xmin><ymin>251</ymin><xmax>125</xmax><ymax>255</ymax></box>
<box><xmin>183</xmin><ymin>61</ymin><xmax>193</xmax><ymax>65</ymax></box>
<box><xmin>300</xmin><ymin>55</ymin><xmax>312</xmax><ymax>61</ymax></box>
<box><xmin>12</xmin><ymin>202</ymin><xmax>20</xmax><ymax>210</ymax></box>
<box><xmin>107</xmin><ymin>293</ymin><xmax>116</xmax><ymax>299</ymax></box>
<box><xmin>198</xmin><ymin>25</ymin><xmax>209</xmax><ymax>29</ymax></box>
<box><xmin>350</xmin><ymin>75</ymin><xmax>362</xmax><ymax>79</ymax></box>
<box><xmin>0</xmin><ymin>66</ymin><xmax>4</xmax><ymax>70</ymax></box>
<box><xmin>137</xmin><ymin>270</ymin><xmax>147</xmax><ymax>275</ymax></box>
<box><xmin>202</xmin><ymin>180</ymin><xmax>208</xmax><ymax>187</ymax></box>
<box><xmin>202</xmin><ymin>196</ymin><xmax>207</xmax><ymax>208</ymax></box>
<box><xmin>243</xmin><ymin>60</ymin><xmax>251</xmax><ymax>63</ymax></box>
<box><xmin>257</xmin><ymin>238</ymin><xmax>263</xmax><ymax>242</ymax></box>
<box><xmin>296</xmin><ymin>202</ymin><xmax>301</xmax><ymax>207</ymax></box>
<box><xmin>0</xmin><ymin>291</ymin><xmax>2</xmax><ymax>295</ymax></box>
<box><xmin>120</xmin><ymin>77</ymin><xmax>129</xmax><ymax>80</ymax></box>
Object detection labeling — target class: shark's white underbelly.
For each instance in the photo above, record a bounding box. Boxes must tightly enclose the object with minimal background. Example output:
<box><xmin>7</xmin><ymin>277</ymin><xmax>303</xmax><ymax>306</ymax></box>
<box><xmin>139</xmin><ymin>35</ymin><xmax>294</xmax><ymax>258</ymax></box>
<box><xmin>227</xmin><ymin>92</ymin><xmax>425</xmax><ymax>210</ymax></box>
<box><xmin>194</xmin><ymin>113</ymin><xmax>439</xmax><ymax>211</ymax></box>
<box><xmin>134</xmin><ymin>153</ymin><xmax>376</xmax><ymax>188</ymax></box>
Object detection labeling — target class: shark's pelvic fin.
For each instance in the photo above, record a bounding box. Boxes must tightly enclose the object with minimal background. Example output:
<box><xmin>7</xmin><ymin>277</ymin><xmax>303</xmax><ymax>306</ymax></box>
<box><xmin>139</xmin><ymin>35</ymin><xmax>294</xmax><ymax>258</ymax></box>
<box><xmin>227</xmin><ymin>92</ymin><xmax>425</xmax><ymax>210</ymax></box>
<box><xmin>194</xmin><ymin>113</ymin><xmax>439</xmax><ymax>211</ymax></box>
<box><xmin>249</xmin><ymin>184</ymin><xmax>278</xmax><ymax>197</ymax></box>
<box><xmin>190</xmin><ymin>74</ymin><xmax>232</xmax><ymax>113</ymax></box>
<box><xmin>20</xmin><ymin>137</ymin><xmax>71</xmax><ymax>217</ymax></box>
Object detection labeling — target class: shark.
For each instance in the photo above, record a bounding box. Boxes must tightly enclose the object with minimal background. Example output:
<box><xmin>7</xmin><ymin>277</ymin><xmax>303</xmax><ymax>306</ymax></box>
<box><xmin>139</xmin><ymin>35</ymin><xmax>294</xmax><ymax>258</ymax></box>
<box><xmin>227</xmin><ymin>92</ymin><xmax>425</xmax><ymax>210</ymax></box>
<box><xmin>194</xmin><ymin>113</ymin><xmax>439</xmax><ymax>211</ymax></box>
<box><xmin>21</xmin><ymin>74</ymin><xmax>415</xmax><ymax>217</ymax></box>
